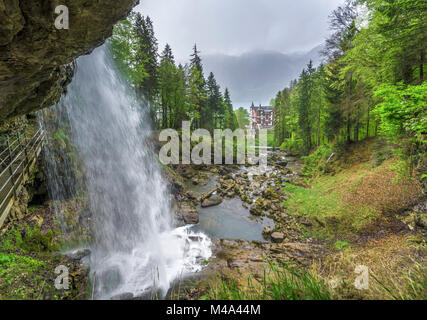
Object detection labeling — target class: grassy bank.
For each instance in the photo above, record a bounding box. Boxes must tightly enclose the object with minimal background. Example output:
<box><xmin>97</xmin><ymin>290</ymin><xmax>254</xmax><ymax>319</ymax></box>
<box><xmin>284</xmin><ymin>138</ymin><xmax>426</xmax><ymax>300</ymax></box>
<box><xmin>202</xmin><ymin>137</ymin><xmax>426</xmax><ymax>300</ymax></box>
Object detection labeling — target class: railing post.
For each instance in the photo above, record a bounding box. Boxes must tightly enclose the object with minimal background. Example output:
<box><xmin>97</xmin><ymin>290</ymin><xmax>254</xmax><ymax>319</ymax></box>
<box><xmin>6</xmin><ymin>137</ymin><xmax>17</xmax><ymax>199</ymax></box>
<box><xmin>19</xmin><ymin>131</ymin><xmax>31</xmax><ymax>176</ymax></box>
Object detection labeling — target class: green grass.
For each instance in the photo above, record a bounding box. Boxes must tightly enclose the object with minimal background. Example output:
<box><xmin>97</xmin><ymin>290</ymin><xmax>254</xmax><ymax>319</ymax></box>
<box><xmin>332</xmin><ymin>240</ymin><xmax>351</xmax><ymax>250</ymax></box>
<box><xmin>204</xmin><ymin>262</ymin><xmax>331</xmax><ymax>300</ymax></box>
<box><xmin>0</xmin><ymin>223</ymin><xmax>60</xmax><ymax>254</ymax></box>
<box><xmin>0</xmin><ymin>223</ymin><xmax>63</xmax><ymax>300</ymax></box>
<box><xmin>0</xmin><ymin>251</ymin><xmax>55</xmax><ymax>300</ymax></box>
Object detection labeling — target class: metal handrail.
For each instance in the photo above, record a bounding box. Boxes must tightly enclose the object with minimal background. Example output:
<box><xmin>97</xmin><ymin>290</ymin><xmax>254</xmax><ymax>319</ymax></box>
<box><xmin>0</xmin><ymin>128</ymin><xmax>45</xmax><ymax>222</ymax></box>
<box><xmin>0</xmin><ymin>129</ymin><xmax>43</xmax><ymax>181</ymax></box>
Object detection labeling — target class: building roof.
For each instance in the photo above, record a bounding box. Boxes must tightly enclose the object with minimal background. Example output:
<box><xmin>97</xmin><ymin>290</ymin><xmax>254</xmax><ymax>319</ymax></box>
<box><xmin>250</xmin><ymin>106</ymin><xmax>274</xmax><ymax>111</ymax></box>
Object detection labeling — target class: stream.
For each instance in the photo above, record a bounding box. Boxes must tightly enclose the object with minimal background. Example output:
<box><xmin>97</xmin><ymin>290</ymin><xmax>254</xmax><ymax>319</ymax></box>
<box><xmin>185</xmin><ymin>157</ymin><xmax>303</xmax><ymax>242</ymax></box>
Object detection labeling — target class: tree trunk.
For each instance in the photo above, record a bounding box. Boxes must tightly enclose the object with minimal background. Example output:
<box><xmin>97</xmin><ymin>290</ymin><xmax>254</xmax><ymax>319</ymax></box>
<box><xmin>347</xmin><ymin>119</ymin><xmax>351</xmax><ymax>144</ymax></box>
<box><xmin>366</xmin><ymin>105</ymin><xmax>370</xmax><ymax>138</ymax></box>
<box><xmin>420</xmin><ymin>48</ymin><xmax>425</xmax><ymax>83</ymax></box>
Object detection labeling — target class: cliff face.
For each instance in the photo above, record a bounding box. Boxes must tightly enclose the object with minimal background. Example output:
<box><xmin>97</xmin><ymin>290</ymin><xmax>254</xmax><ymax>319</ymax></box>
<box><xmin>0</xmin><ymin>0</ymin><xmax>139</xmax><ymax>121</ymax></box>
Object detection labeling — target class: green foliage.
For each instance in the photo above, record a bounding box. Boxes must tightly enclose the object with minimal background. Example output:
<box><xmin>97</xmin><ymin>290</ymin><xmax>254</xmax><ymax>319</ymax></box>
<box><xmin>273</xmin><ymin>0</ymin><xmax>425</xmax><ymax>155</ymax></box>
<box><xmin>302</xmin><ymin>144</ymin><xmax>334</xmax><ymax>177</ymax></box>
<box><xmin>266</xmin><ymin>130</ymin><xmax>276</xmax><ymax>147</ymax></box>
<box><xmin>205</xmin><ymin>262</ymin><xmax>331</xmax><ymax>300</ymax></box>
<box><xmin>333</xmin><ymin>240</ymin><xmax>350</xmax><ymax>250</ymax></box>
<box><xmin>280</xmin><ymin>138</ymin><xmax>305</xmax><ymax>155</ymax></box>
<box><xmin>109</xmin><ymin>17</ymin><xmax>148</xmax><ymax>86</ymax></box>
<box><xmin>235</xmin><ymin>107</ymin><xmax>250</xmax><ymax>129</ymax></box>
<box><xmin>0</xmin><ymin>224</ymin><xmax>60</xmax><ymax>254</ymax></box>
<box><xmin>374</xmin><ymin>82</ymin><xmax>427</xmax><ymax>138</ymax></box>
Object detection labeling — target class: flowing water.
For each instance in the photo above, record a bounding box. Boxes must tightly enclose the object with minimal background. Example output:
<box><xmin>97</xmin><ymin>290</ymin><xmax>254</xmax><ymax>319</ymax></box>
<box><xmin>41</xmin><ymin>46</ymin><xmax>211</xmax><ymax>299</ymax></box>
<box><xmin>193</xmin><ymin>198</ymin><xmax>274</xmax><ymax>241</ymax></box>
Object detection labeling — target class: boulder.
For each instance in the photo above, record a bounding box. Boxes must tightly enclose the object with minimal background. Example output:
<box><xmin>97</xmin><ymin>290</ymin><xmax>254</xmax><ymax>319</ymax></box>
<box><xmin>69</xmin><ymin>248</ymin><xmax>91</xmax><ymax>261</ymax></box>
<box><xmin>276</xmin><ymin>161</ymin><xmax>288</xmax><ymax>167</ymax></box>
<box><xmin>271</xmin><ymin>232</ymin><xmax>285</xmax><ymax>243</ymax></box>
<box><xmin>185</xmin><ymin>190</ymin><xmax>200</xmax><ymax>201</ymax></box>
<box><xmin>179</xmin><ymin>203</ymin><xmax>199</xmax><ymax>224</ymax></box>
<box><xmin>111</xmin><ymin>292</ymin><xmax>134</xmax><ymax>300</ymax></box>
<box><xmin>201</xmin><ymin>196</ymin><xmax>223</xmax><ymax>208</ymax></box>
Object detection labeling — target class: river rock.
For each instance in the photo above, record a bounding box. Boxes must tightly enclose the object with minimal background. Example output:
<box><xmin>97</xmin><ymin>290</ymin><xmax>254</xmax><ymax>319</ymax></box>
<box><xmin>271</xmin><ymin>232</ymin><xmax>285</xmax><ymax>243</ymax></box>
<box><xmin>185</xmin><ymin>190</ymin><xmax>200</xmax><ymax>201</ymax></box>
<box><xmin>262</xmin><ymin>187</ymin><xmax>280</xmax><ymax>200</ymax></box>
<box><xmin>250</xmin><ymin>200</ymin><xmax>264</xmax><ymax>216</ymax></box>
<box><xmin>68</xmin><ymin>248</ymin><xmax>91</xmax><ymax>261</ymax></box>
<box><xmin>111</xmin><ymin>292</ymin><xmax>134</xmax><ymax>300</ymax></box>
<box><xmin>301</xmin><ymin>220</ymin><xmax>313</xmax><ymax>227</ymax></box>
<box><xmin>275</xmin><ymin>160</ymin><xmax>288</xmax><ymax>167</ymax></box>
<box><xmin>262</xmin><ymin>226</ymin><xmax>273</xmax><ymax>238</ymax></box>
<box><xmin>201</xmin><ymin>196</ymin><xmax>223</xmax><ymax>208</ymax></box>
<box><xmin>179</xmin><ymin>203</ymin><xmax>199</xmax><ymax>224</ymax></box>
<box><xmin>240</xmin><ymin>194</ymin><xmax>254</xmax><ymax>204</ymax></box>
<box><xmin>415</xmin><ymin>213</ymin><xmax>427</xmax><ymax>229</ymax></box>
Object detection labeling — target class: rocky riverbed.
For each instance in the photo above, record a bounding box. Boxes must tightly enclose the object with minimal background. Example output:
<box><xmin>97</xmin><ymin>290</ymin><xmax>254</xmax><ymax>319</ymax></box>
<box><xmin>169</xmin><ymin>149</ymin><xmax>310</xmax><ymax>243</ymax></box>
<box><xmin>161</xmin><ymin>149</ymin><xmax>331</xmax><ymax>298</ymax></box>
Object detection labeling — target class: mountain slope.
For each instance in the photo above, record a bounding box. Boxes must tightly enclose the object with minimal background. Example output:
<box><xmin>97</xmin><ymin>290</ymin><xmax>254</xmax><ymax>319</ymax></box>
<box><xmin>202</xmin><ymin>45</ymin><xmax>323</xmax><ymax>108</ymax></box>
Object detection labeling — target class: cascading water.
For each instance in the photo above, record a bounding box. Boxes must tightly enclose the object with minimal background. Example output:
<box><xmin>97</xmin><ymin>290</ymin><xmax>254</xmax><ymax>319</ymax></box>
<box><xmin>40</xmin><ymin>46</ymin><xmax>211</xmax><ymax>299</ymax></box>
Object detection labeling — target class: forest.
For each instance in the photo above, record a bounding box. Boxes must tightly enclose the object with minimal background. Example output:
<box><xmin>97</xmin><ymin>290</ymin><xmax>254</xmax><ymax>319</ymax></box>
<box><xmin>273</xmin><ymin>0</ymin><xmax>426</xmax><ymax>160</ymax></box>
<box><xmin>109</xmin><ymin>12</ymin><xmax>239</xmax><ymax>132</ymax></box>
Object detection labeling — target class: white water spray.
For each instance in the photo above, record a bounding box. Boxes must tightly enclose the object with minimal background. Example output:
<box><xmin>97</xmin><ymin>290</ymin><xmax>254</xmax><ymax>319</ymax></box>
<box><xmin>42</xmin><ymin>46</ymin><xmax>211</xmax><ymax>299</ymax></box>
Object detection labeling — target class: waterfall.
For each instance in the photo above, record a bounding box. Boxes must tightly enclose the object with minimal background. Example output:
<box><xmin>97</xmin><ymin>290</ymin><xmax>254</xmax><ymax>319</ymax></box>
<box><xmin>40</xmin><ymin>46</ymin><xmax>211</xmax><ymax>299</ymax></box>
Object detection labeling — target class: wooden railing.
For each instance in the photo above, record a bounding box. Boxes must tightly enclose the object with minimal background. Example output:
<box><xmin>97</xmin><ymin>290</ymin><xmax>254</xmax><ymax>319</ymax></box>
<box><xmin>0</xmin><ymin>128</ymin><xmax>45</xmax><ymax>228</ymax></box>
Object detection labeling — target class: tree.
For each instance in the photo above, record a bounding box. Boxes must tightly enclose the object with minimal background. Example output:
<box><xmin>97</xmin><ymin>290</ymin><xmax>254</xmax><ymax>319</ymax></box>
<box><xmin>190</xmin><ymin>44</ymin><xmax>204</xmax><ymax>74</ymax></box>
<box><xmin>235</xmin><ymin>107</ymin><xmax>250</xmax><ymax>129</ymax></box>
<box><xmin>206</xmin><ymin>72</ymin><xmax>222</xmax><ymax>131</ymax></box>
<box><xmin>187</xmin><ymin>66</ymin><xmax>206</xmax><ymax>130</ymax></box>
<box><xmin>134</xmin><ymin>14</ymin><xmax>159</xmax><ymax>101</ymax></box>
<box><xmin>110</xmin><ymin>12</ymin><xmax>243</xmax><ymax>132</ymax></box>
<box><xmin>296</xmin><ymin>61</ymin><xmax>316</xmax><ymax>150</ymax></box>
<box><xmin>110</xmin><ymin>16</ymin><xmax>147</xmax><ymax>87</ymax></box>
<box><xmin>158</xmin><ymin>44</ymin><xmax>177</xmax><ymax>128</ymax></box>
<box><xmin>223</xmin><ymin>88</ymin><xmax>238</xmax><ymax>130</ymax></box>
<box><xmin>363</xmin><ymin>0</ymin><xmax>426</xmax><ymax>84</ymax></box>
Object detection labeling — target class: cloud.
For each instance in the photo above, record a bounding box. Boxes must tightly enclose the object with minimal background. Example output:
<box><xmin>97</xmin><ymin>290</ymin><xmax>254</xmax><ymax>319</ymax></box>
<box><xmin>136</xmin><ymin>0</ymin><xmax>344</xmax><ymax>60</ymax></box>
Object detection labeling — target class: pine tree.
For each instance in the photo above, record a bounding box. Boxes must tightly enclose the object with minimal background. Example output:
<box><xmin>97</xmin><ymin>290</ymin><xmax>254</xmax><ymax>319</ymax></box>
<box><xmin>296</xmin><ymin>61</ymin><xmax>315</xmax><ymax>150</ymax></box>
<box><xmin>134</xmin><ymin>14</ymin><xmax>159</xmax><ymax>101</ymax></box>
<box><xmin>223</xmin><ymin>88</ymin><xmax>238</xmax><ymax>130</ymax></box>
<box><xmin>190</xmin><ymin>44</ymin><xmax>204</xmax><ymax>74</ymax></box>
<box><xmin>158</xmin><ymin>44</ymin><xmax>177</xmax><ymax>128</ymax></box>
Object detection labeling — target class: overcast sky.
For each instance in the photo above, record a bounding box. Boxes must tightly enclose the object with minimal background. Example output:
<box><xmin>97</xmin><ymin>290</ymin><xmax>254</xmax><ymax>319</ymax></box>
<box><xmin>136</xmin><ymin>0</ymin><xmax>344</xmax><ymax>61</ymax></box>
